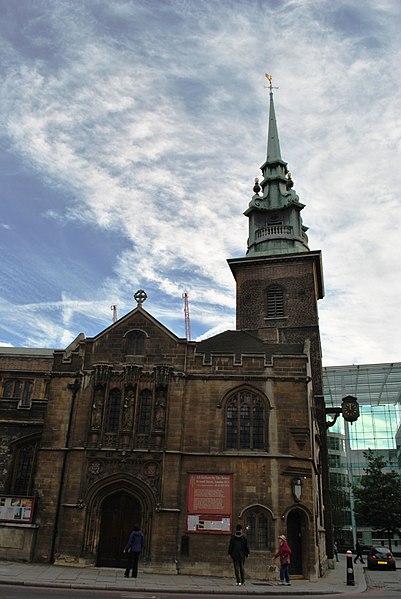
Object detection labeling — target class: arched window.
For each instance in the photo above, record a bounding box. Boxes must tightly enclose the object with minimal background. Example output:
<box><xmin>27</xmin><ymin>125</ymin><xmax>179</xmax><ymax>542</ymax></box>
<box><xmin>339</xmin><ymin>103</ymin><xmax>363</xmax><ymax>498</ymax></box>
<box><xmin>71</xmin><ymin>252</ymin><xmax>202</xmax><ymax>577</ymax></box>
<box><xmin>244</xmin><ymin>508</ymin><xmax>270</xmax><ymax>550</ymax></box>
<box><xmin>137</xmin><ymin>389</ymin><xmax>152</xmax><ymax>435</ymax></box>
<box><xmin>266</xmin><ymin>285</ymin><xmax>284</xmax><ymax>318</ymax></box>
<box><xmin>126</xmin><ymin>331</ymin><xmax>145</xmax><ymax>355</ymax></box>
<box><xmin>106</xmin><ymin>388</ymin><xmax>122</xmax><ymax>432</ymax></box>
<box><xmin>9</xmin><ymin>440</ymin><xmax>39</xmax><ymax>495</ymax></box>
<box><xmin>226</xmin><ymin>389</ymin><xmax>266</xmax><ymax>450</ymax></box>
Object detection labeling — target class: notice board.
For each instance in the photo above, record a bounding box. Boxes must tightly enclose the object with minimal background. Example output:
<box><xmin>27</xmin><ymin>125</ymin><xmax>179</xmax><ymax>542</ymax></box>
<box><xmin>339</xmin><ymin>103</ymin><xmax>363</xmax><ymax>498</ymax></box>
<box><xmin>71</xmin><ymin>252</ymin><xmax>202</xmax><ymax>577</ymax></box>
<box><xmin>0</xmin><ymin>496</ymin><xmax>35</xmax><ymax>523</ymax></box>
<box><xmin>186</xmin><ymin>473</ymin><xmax>232</xmax><ymax>534</ymax></box>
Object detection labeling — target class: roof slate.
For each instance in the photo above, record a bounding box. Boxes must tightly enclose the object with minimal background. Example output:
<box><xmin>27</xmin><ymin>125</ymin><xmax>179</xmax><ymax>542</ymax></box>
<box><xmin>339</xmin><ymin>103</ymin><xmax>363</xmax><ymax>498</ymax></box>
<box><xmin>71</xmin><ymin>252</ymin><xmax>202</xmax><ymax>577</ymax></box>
<box><xmin>196</xmin><ymin>330</ymin><xmax>304</xmax><ymax>358</ymax></box>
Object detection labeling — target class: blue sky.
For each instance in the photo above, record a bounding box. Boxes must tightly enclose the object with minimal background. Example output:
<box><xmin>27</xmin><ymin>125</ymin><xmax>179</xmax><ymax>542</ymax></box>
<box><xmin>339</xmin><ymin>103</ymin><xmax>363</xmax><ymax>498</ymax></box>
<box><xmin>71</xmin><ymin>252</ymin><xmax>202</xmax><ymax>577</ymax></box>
<box><xmin>0</xmin><ymin>0</ymin><xmax>400</xmax><ymax>366</ymax></box>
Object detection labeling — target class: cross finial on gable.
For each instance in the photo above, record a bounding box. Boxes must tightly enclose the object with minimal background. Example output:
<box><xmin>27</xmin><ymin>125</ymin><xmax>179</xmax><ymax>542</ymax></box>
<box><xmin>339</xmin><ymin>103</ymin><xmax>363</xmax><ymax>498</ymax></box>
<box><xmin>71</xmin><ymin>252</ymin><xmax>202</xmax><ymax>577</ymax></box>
<box><xmin>134</xmin><ymin>289</ymin><xmax>147</xmax><ymax>305</ymax></box>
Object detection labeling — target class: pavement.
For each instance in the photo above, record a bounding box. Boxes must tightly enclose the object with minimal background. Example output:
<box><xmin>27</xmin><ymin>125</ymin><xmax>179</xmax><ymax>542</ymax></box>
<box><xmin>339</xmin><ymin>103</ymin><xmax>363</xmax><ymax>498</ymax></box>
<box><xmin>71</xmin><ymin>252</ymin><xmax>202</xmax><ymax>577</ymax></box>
<box><xmin>0</xmin><ymin>553</ymin><xmax>367</xmax><ymax>595</ymax></box>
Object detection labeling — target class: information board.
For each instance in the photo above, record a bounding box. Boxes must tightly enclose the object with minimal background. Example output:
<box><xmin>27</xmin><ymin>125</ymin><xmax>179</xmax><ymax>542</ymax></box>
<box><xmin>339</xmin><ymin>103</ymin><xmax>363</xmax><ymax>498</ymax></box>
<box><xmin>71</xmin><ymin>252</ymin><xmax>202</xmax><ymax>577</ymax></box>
<box><xmin>186</xmin><ymin>474</ymin><xmax>232</xmax><ymax>534</ymax></box>
<box><xmin>0</xmin><ymin>496</ymin><xmax>35</xmax><ymax>523</ymax></box>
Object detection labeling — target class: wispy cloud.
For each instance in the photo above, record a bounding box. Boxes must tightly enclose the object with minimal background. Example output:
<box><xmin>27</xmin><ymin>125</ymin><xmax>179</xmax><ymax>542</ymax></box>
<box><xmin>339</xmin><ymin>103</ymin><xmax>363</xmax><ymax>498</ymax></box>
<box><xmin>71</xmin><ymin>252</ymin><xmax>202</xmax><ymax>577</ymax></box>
<box><xmin>0</xmin><ymin>0</ymin><xmax>400</xmax><ymax>364</ymax></box>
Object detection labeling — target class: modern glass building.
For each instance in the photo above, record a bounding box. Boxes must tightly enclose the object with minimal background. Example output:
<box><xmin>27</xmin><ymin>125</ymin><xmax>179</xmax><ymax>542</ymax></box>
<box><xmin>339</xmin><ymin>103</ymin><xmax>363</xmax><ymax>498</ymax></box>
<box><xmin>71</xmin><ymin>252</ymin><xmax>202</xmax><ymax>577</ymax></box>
<box><xmin>323</xmin><ymin>362</ymin><xmax>401</xmax><ymax>549</ymax></box>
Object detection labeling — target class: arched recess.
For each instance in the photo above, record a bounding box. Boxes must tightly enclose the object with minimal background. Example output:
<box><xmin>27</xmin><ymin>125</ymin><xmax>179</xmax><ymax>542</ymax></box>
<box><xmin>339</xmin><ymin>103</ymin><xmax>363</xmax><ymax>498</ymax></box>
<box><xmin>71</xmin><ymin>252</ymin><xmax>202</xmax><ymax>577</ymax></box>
<box><xmin>83</xmin><ymin>474</ymin><xmax>155</xmax><ymax>567</ymax></box>
<box><xmin>124</xmin><ymin>329</ymin><xmax>149</xmax><ymax>356</ymax></box>
<box><xmin>284</xmin><ymin>506</ymin><xmax>310</xmax><ymax>576</ymax></box>
<box><xmin>238</xmin><ymin>503</ymin><xmax>276</xmax><ymax>521</ymax></box>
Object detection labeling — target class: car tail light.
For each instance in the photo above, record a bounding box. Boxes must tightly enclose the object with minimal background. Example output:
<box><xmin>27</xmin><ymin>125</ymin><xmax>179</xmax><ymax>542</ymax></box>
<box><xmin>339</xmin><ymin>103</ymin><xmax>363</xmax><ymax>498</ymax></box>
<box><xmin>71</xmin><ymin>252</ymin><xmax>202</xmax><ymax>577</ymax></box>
<box><xmin>388</xmin><ymin>554</ymin><xmax>392</xmax><ymax>559</ymax></box>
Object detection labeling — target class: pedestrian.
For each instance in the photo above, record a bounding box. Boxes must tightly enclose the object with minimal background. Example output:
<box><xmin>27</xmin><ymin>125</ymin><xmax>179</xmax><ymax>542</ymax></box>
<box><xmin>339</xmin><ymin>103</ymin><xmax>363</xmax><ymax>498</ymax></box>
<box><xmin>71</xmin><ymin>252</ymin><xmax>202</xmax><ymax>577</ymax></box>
<box><xmin>272</xmin><ymin>534</ymin><xmax>292</xmax><ymax>585</ymax></box>
<box><xmin>354</xmin><ymin>541</ymin><xmax>365</xmax><ymax>564</ymax></box>
<box><xmin>228</xmin><ymin>523</ymin><xmax>250</xmax><ymax>586</ymax></box>
<box><xmin>123</xmin><ymin>526</ymin><xmax>144</xmax><ymax>578</ymax></box>
<box><xmin>334</xmin><ymin>541</ymin><xmax>339</xmax><ymax>562</ymax></box>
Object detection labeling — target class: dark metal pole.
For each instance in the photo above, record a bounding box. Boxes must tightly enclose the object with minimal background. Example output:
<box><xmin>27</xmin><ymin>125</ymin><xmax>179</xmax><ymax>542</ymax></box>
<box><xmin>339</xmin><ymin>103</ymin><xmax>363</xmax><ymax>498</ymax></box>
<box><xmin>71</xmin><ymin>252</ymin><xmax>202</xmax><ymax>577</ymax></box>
<box><xmin>346</xmin><ymin>550</ymin><xmax>355</xmax><ymax>585</ymax></box>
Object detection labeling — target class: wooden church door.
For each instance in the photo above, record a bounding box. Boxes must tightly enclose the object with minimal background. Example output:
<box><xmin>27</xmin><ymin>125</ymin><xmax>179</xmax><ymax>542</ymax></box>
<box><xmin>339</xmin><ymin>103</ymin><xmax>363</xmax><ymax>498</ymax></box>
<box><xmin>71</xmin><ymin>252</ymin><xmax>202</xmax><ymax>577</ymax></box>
<box><xmin>287</xmin><ymin>510</ymin><xmax>304</xmax><ymax>576</ymax></box>
<box><xmin>97</xmin><ymin>492</ymin><xmax>142</xmax><ymax>567</ymax></box>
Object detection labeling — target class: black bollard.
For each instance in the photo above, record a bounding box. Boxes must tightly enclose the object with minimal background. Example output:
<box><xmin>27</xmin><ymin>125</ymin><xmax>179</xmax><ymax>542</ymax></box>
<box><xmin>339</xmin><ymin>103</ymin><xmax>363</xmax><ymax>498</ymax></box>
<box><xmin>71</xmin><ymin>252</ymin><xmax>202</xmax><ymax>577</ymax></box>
<box><xmin>346</xmin><ymin>550</ymin><xmax>355</xmax><ymax>585</ymax></box>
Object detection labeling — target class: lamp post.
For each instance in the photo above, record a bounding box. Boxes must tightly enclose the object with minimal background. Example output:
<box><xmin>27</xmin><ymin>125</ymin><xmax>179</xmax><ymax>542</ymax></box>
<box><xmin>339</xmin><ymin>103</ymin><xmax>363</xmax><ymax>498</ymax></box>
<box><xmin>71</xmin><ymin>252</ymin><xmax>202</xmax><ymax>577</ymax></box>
<box><xmin>325</xmin><ymin>395</ymin><xmax>360</xmax><ymax>564</ymax></box>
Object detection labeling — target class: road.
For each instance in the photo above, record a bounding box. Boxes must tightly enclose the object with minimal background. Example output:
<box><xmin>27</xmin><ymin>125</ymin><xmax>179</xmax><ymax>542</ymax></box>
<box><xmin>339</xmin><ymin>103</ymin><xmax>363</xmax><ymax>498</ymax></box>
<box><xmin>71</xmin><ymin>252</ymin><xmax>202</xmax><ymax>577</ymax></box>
<box><xmin>365</xmin><ymin>566</ymin><xmax>401</xmax><ymax>593</ymax></box>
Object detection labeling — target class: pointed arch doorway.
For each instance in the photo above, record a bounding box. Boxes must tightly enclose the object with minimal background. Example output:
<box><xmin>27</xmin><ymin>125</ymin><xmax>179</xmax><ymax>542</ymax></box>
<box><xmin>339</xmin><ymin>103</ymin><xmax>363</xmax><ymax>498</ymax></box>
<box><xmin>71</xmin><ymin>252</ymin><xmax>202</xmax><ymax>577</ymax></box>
<box><xmin>287</xmin><ymin>509</ymin><xmax>306</xmax><ymax>576</ymax></box>
<box><xmin>97</xmin><ymin>491</ymin><xmax>142</xmax><ymax>567</ymax></box>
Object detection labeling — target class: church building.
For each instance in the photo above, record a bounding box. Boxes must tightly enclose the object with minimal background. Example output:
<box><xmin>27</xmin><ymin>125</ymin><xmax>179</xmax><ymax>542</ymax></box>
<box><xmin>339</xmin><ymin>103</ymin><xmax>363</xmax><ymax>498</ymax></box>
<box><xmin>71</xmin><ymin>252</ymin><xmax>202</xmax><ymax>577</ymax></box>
<box><xmin>0</xmin><ymin>80</ymin><xmax>329</xmax><ymax>580</ymax></box>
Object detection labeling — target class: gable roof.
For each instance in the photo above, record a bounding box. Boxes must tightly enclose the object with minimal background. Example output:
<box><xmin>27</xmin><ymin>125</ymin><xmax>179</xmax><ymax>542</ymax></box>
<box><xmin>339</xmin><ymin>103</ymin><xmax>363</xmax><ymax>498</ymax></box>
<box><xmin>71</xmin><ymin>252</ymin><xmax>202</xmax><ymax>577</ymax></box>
<box><xmin>89</xmin><ymin>304</ymin><xmax>186</xmax><ymax>344</ymax></box>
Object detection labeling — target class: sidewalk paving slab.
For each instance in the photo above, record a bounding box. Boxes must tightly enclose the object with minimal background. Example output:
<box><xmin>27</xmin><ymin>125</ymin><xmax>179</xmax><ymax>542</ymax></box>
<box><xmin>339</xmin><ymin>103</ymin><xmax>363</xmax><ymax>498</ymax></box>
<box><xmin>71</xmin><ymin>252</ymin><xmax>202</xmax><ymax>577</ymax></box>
<box><xmin>0</xmin><ymin>555</ymin><xmax>367</xmax><ymax>595</ymax></box>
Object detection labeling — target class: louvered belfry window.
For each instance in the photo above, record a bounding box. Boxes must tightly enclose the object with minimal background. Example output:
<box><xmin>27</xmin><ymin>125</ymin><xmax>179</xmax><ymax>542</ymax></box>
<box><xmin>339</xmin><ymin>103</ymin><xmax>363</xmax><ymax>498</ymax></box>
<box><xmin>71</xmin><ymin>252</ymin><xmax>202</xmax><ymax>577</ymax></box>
<box><xmin>267</xmin><ymin>285</ymin><xmax>284</xmax><ymax>318</ymax></box>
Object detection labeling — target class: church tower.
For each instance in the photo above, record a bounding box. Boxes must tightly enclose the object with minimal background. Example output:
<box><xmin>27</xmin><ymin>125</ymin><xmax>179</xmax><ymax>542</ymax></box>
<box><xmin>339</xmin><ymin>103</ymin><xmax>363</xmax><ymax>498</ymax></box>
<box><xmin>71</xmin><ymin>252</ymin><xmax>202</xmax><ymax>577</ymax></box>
<box><xmin>228</xmin><ymin>75</ymin><xmax>336</xmax><ymax>563</ymax></box>
<box><xmin>227</xmin><ymin>75</ymin><xmax>324</xmax><ymax>395</ymax></box>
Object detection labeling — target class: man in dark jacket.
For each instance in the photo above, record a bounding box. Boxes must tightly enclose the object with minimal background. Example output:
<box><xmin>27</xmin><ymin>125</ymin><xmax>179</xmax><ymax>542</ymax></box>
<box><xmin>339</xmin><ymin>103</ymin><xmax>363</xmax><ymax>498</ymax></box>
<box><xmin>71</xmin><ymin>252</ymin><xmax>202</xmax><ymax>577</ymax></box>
<box><xmin>228</xmin><ymin>523</ymin><xmax>250</xmax><ymax>585</ymax></box>
<box><xmin>123</xmin><ymin>526</ymin><xmax>144</xmax><ymax>578</ymax></box>
<box><xmin>354</xmin><ymin>541</ymin><xmax>365</xmax><ymax>564</ymax></box>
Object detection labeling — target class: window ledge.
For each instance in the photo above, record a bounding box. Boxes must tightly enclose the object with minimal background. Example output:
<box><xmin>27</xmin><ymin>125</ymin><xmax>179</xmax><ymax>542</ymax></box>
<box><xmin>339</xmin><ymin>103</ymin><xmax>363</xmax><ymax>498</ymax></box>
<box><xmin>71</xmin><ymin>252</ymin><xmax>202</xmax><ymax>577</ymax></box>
<box><xmin>264</xmin><ymin>316</ymin><xmax>288</xmax><ymax>321</ymax></box>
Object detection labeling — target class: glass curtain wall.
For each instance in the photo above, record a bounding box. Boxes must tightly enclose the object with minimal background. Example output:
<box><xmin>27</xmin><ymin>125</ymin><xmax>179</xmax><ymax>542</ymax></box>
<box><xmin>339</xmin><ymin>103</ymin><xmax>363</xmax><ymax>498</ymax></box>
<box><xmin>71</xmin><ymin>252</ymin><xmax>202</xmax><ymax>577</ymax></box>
<box><xmin>323</xmin><ymin>363</ymin><xmax>401</xmax><ymax>549</ymax></box>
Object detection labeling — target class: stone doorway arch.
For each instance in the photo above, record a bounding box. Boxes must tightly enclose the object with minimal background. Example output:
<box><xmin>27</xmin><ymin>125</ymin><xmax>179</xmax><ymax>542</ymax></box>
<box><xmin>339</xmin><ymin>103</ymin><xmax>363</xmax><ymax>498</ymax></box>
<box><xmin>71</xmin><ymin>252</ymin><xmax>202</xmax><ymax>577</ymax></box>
<box><xmin>83</xmin><ymin>475</ymin><xmax>154</xmax><ymax>567</ymax></box>
<box><xmin>286</xmin><ymin>508</ymin><xmax>308</xmax><ymax>576</ymax></box>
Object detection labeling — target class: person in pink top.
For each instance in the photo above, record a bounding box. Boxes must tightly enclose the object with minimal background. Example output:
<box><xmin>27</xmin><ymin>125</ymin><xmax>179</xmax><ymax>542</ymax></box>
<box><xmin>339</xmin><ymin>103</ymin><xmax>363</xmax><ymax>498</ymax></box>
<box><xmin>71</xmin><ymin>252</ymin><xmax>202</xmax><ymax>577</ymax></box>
<box><xmin>272</xmin><ymin>534</ymin><xmax>292</xmax><ymax>585</ymax></box>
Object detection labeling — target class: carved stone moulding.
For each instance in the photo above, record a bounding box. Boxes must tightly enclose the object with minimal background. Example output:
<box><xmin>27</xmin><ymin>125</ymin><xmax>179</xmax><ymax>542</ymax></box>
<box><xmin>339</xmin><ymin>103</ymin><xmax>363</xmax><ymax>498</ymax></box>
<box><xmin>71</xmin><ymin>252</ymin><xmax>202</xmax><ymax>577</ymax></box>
<box><xmin>154</xmin><ymin>365</ymin><xmax>174</xmax><ymax>386</ymax></box>
<box><xmin>123</xmin><ymin>364</ymin><xmax>143</xmax><ymax>384</ymax></box>
<box><xmin>93</xmin><ymin>364</ymin><xmax>113</xmax><ymax>386</ymax></box>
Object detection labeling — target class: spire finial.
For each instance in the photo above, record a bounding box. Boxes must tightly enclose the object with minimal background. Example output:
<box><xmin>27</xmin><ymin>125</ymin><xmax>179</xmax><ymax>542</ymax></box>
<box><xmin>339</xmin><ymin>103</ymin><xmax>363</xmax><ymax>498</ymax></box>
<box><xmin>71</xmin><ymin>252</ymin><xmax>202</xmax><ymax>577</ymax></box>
<box><xmin>264</xmin><ymin>73</ymin><xmax>273</xmax><ymax>90</ymax></box>
<box><xmin>264</xmin><ymin>73</ymin><xmax>278</xmax><ymax>93</ymax></box>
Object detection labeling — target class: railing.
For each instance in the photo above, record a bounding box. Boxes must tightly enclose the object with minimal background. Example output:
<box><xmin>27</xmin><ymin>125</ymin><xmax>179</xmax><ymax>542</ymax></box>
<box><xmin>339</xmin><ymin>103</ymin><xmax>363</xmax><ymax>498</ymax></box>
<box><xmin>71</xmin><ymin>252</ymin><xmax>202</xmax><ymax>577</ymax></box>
<box><xmin>256</xmin><ymin>225</ymin><xmax>293</xmax><ymax>239</ymax></box>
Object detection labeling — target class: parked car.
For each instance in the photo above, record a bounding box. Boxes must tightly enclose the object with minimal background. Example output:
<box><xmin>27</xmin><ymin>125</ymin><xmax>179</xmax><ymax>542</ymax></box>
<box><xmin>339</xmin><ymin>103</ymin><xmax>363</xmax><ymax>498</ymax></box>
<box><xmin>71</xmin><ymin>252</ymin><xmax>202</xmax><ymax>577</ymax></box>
<box><xmin>367</xmin><ymin>546</ymin><xmax>396</xmax><ymax>570</ymax></box>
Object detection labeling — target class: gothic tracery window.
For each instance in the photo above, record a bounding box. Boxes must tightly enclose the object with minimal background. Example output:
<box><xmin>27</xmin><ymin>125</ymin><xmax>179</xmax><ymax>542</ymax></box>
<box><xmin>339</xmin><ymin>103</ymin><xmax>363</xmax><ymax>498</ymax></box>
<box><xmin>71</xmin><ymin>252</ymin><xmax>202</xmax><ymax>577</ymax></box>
<box><xmin>226</xmin><ymin>389</ymin><xmax>266</xmax><ymax>450</ymax></box>
<box><xmin>244</xmin><ymin>508</ymin><xmax>270</xmax><ymax>550</ymax></box>
<box><xmin>9</xmin><ymin>440</ymin><xmax>39</xmax><ymax>495</ymax></box>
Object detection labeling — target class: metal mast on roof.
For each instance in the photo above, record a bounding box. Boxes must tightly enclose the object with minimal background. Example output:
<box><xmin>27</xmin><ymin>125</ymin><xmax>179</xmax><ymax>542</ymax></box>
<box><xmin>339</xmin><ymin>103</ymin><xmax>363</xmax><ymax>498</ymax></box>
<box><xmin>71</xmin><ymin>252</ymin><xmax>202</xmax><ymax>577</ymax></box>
<box><xmin>182</xmin><ymin>292</ymin><xmax>191</xmax><ymax>341</ymax></box>
<box><xmin>111</xmin><ymin>304</ymin><xmax>118</xmax><ymax>323</ymax></box>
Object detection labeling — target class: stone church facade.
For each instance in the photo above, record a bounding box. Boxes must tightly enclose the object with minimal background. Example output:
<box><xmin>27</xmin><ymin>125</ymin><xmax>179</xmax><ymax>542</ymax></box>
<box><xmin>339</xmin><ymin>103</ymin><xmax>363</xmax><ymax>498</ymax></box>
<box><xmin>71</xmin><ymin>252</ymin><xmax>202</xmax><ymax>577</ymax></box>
<box><xmin>0</xmin><ymin>83</ymin><xmax>329</xmax><ymax>580</ymax></box>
